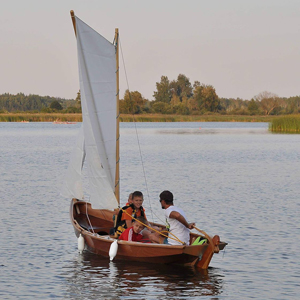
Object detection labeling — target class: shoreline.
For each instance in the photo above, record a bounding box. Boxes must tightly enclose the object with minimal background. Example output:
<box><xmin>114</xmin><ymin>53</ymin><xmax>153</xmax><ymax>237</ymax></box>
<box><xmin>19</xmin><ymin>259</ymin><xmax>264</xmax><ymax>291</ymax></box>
<box><xmin>0</xmin><ymin>113</ymin><xmax>280</xmax><ymax>123</ymax></box>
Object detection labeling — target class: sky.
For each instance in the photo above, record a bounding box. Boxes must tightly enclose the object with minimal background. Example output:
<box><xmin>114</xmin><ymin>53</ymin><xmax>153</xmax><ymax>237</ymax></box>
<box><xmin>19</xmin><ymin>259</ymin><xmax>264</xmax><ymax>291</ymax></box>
<box><xmin>1</xmin><ymin>0</ymin><xmax>300</xmax><ymax>101</ymax></box>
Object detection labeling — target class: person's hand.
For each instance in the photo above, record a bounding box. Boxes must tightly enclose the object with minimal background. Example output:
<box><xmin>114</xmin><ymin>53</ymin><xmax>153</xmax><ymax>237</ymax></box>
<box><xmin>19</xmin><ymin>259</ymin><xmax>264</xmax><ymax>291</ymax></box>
<box><xmin>150</xmin><ymin>225</ymin><xmax>160</xmax><ymax>233</ymax></box>
<box><xmin>188</xmin><ymin>222</ymin><xmax>195</xmax><ymax>229</ymax></box>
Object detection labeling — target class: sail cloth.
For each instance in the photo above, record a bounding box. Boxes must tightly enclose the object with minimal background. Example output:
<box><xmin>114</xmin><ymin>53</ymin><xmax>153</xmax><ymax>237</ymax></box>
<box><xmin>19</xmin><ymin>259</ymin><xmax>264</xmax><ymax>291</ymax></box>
<box><xmin>62</xmin><ymin>126</ymin><xmax>85</xmax><ymax>200</ymax></box>
<box><xmin>64</xmin><ymin>16</ymin><xmax>118</xmax><ymax>210</ymax></box>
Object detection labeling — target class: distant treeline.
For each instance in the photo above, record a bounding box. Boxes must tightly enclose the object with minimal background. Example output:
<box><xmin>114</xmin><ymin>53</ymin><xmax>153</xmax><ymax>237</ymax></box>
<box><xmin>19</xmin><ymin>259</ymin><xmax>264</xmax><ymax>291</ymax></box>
<box><xmin>0</xmin><ymin>92</ymin><xmax>80</xmax><ymax>113</ymax></box>
<box><xmin>120</xmin><ymin>74</ymin><xmax>300</xmax><ymax>116</ymax></box>
<box><xmin>1</xmin><ymin>74</ymin><xmax>300</xmax><ymax>116</ymax></box>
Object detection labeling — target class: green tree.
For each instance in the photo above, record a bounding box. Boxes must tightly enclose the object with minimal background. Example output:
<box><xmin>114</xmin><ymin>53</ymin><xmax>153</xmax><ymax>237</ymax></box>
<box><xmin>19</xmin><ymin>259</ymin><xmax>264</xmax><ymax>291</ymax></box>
<box><xmin>174</xmin><ymin>103</ymin><xmax>190</xmax><ymax>115</ymax></box>
<box><xmin>120</xmin><ymin>90</ymin><xmax>147</xmax><ymax>114</ymax></box>
<box><xmin>187</xmin><ymin>98</ymin><xmax>199</xmax><ymax>113</ymax></box>
<box><xmin>247</xmin><ymin>99</ymin><xmax>259</xmax><ymax>115</ymax></box>
<box><xmin>153</xmin><ymin>76</ymin><xmax>172</xmax><ymax>103</ymax></box>
<box><xmin>170</xmin><ymin>74</ymin><xmax>193</xmax><ymax>101</ymax></box>
<box><xmin>121</xmin><ymin>90</ymin><xmax>135</xmax><ymax>113</ymax></box>
<box><xmin>194</xmin><ymin>84</ymin><xmax>219</xmax><ymax>112</ymax></box>
<box><xmin>193</xmin><ymin>81</ymin><xmax>201</xmax><ymax>89</ymax></box>
<box><xmin>75</xmin><ymin>90</ymin><xmax>81</xmax><ymax>108</ymax></box>
<box><xmin>170</xmin><ymin>92</ymin><xmax>181</xmax><ymax>107</ymax></box>
<box><xmin>219</xmin><ymin>97</ymin><xmax>248</xmax><ymax>114</ymax></box>
<box><xmin>50</xmin><ymin>100</ymin><xmax>63</xmax><ymax>110</ymax></box>
<box><xmin>151</xmin><ymin>101</ymin><xmax>170</xmax><ymax>114</ymax></box>
<box><xmin>284</xmin><ymin>96</ymin><xmax>300</xmax><ymax>114</ymax></box>
<box><xmin>0</xmin><ymin>93</ymin><xmax>76</xmax><ymax>112</ymax></box>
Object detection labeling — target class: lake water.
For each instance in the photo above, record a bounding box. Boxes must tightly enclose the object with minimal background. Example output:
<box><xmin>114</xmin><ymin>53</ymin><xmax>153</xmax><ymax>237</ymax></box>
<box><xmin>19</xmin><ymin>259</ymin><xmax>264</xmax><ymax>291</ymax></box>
<box><xmin>0</xmin><ymin>122</ymin><xmax>299</xmax><ymax>299</ymax></box>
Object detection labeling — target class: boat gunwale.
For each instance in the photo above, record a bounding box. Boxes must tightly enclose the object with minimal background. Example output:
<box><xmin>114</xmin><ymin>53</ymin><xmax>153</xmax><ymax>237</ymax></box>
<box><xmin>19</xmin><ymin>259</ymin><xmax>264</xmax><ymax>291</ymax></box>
<box><xmin>75</xmin><ymin>227</ymin><xmax>208</xmax><ymax>250</ymax></box>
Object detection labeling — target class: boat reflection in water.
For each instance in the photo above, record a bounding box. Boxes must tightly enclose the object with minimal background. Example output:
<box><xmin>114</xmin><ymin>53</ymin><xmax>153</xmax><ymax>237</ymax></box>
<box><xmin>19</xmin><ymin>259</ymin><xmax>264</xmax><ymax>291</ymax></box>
<box><xmin>61</xmin><ymin>252</ymin><xmax>224</xmax><ymax>299</ymax></box>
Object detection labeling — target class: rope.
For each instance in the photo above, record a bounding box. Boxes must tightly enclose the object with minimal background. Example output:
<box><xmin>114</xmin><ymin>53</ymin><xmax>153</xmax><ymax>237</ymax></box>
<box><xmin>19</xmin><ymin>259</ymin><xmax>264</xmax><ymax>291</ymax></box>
<box><xmin>119</xmin><ymin>37</ymin><xmax>131</xmax><ymax>97</ymax></box>
<box><xmin>120</xmin><ymin>207</ymin><xmax>185</xmax><ymax>245</ymax></box>
<box><xmin>119</xmin><ymin>37</ymin><xmax>157</xmax><ymax>223</ymax></box>
<box><xmin>132</xmin><ymin>117</ymin><xmax>155</xmax><ymax>221</ymax></box>
<box><xmin>85</xmin><ymin>200</ymin><xmax>95</xmax><ymax>234</ymax></box>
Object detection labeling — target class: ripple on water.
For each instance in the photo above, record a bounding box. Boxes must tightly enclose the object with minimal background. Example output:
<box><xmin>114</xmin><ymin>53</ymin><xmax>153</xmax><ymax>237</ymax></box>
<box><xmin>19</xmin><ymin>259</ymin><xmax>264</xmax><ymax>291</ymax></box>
<box><xmin>1</xmin><ymin>122</ymin><xmax>299</xmax><ymax>299</ymax></box>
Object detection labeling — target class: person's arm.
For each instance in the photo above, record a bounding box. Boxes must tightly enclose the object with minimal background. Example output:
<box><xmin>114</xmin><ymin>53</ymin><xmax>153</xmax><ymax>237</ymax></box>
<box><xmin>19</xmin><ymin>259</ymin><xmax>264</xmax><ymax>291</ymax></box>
<box><xmin>122</xmin><ymin>207</ymin><xmax>133</xmax><ymax>228</ymax></box>
<box><xmin>169</xmin><ymin>211</ymin><xmax>195</xmax><ymax>229</ymax></box>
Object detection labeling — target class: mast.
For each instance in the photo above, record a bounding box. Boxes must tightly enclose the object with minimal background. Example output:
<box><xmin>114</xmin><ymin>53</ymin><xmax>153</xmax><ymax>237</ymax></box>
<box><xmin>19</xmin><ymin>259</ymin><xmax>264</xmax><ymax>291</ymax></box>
<box><xmin>114</xmin><ymin>29</ymin><xmax>120</xmax><ymax>205</ymax></box>
<box><xmin>70</xmin><ymin>10</ymin><xmax>76</xmax><ymax>36</ymax></box>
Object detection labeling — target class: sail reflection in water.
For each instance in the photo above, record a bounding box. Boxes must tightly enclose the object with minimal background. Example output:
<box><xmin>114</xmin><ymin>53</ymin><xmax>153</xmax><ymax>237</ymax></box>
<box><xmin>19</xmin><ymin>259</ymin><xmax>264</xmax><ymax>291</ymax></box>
<box><xmin>61</xmin><ymin>252</ymin><xmax>224</xmax><ymax>299</ymax></box>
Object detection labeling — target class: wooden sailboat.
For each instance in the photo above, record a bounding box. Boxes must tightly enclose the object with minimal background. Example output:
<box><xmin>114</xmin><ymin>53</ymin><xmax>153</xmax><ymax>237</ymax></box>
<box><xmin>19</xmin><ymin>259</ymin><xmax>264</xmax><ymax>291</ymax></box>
<box><xmin>65</xmin><ymin>11</ymin><xmax>227</xmax><ymax>269</ymax></box>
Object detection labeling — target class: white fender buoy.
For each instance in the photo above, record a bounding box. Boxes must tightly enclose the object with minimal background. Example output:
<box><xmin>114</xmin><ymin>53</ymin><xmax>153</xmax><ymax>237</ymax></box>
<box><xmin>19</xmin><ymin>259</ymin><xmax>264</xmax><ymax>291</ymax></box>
<box><xmin>109</xmin><ymin>240</ymin><xmax>118</xmax><ymax>261</ymax></box>
<box><xmin>78</xmin><ymin>234</ymin><xmax>85</xmax><ymax>254</ymax></box>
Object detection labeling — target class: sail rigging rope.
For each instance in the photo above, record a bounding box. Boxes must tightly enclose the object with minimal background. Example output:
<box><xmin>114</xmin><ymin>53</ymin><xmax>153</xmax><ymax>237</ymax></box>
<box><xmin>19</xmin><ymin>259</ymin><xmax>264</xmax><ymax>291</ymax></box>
<box><xmin>85</xmin><ymin>200</ymin><xmax>95</xmax><ymax>235</ymax></box>
<box><xmin>119</xmin><ymin>37</ymin><xmax>160</xmax><ymax>224</ymax></box>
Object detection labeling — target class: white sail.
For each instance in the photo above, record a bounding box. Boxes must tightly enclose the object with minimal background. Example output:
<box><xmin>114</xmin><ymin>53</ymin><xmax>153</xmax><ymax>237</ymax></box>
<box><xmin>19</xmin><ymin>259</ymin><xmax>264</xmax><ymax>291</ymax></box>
<box><xmin>62</xmin><ymin>126</ymin><xmax>85</xmax><ymax>200</ymax></box>
<box><xmin>65</xmin><ymin>16</ymin><xmax>118</xmax><ymax>209</ymax></box>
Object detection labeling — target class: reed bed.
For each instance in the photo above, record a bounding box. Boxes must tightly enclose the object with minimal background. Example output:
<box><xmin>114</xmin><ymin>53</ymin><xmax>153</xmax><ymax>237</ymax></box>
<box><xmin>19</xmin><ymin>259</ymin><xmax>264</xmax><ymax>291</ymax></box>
<box><xmin>270</xmin><ymin>115</ymin><xmax>300</xmax><ymax>133</ymax></box>
<box><xmin>119</xmin><ymin>114</ymin><xmax>274</xmax><ymax>122</ymax></box>
<box><xmin>0</xmin><ymin>113</ymin><xmax>82</xmax><ymax>122</ymax></box>
<box><xmin>0</xmin><ymin>112</ymin><xmax>282</xmax><ymax>123</ymax></box>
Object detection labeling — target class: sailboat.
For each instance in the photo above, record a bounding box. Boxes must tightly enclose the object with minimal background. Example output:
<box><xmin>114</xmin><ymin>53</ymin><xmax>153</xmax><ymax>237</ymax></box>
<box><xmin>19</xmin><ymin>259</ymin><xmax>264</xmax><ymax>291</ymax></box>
<box><xmin>65</xmin><ymin>11</ymin><xmax>227</xmax><ymax>269</ymax></box>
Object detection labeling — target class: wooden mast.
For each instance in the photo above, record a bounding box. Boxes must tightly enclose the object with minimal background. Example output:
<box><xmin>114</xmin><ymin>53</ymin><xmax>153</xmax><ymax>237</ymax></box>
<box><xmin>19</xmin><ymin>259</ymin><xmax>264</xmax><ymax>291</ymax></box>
<box><xmin>114</xmin><ymin>29</ymin><xmax>120</xmax><ymax>205</ymax></box>
<box><xmin>70</xmin><ymin>10</ymin><xmax>76</xmax><ymax>36</ymax></box>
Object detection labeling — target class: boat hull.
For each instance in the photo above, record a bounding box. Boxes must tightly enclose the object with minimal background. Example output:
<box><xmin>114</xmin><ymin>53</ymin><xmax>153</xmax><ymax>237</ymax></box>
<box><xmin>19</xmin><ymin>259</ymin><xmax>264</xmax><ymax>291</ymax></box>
<box><xmin>70</xmin><ymin>199</ymin><xmax>226</xmax><ymax>268</ymax></box>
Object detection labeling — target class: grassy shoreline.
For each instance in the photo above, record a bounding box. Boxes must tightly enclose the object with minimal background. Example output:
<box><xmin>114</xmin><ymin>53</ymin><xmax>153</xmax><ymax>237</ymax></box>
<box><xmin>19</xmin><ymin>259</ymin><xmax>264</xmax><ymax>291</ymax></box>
<box><xmin>0</xmin><ymin>113</ymin><xmax>281</xmax><ymax>123</ymax></box>
<box><xmin>269</xmin><ymin>115</ymin><xmax>300</xmax><ymax>133</ymax></box>
<box><xmin>2</xmin><ymin>113</ymin><xmax>300</xmax><ymax>133</ymax></box>
<box><xmin>0</xmin><ymin>113</ymin><xmax>83</xmax><ymax>122</ymax></box>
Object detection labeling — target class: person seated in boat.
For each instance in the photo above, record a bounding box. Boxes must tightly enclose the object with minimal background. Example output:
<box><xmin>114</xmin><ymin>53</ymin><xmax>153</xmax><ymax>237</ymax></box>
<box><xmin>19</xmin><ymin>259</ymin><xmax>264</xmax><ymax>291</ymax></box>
<box><xmin>114</xmin><ymin>191</ymin><xmax>147</xmax><ymax>238</ymax></box>
<box><xmin>118</xmin><ymin>216</ymin><xmax>147</xmax><ymax>242</ymax></box>
<box><xmin>149</xmin><ymin>190</ymin><xmax>195</xmax><ymax>245</ymax></box>
<box><xmin>125</xmin><ymin>193</ymin><xmax>133</xmax><ymax>205</ymax></box>
<box><xmin>112</xmin><ymin>193</ymin><xmax>134</xmax><ymax>235</ymax></box>
<box><xmin>112</xmin><ymin>192</ymin><xmax>133</xmax><ymax>221</ymax></box>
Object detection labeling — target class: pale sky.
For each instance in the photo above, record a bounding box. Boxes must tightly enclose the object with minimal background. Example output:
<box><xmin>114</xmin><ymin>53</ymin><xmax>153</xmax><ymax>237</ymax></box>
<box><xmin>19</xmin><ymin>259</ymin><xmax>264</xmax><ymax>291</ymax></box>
<box><xmin>1</xmin><ymin>0</ymin><xmax>299</xmax><ymax>101</ymax></box>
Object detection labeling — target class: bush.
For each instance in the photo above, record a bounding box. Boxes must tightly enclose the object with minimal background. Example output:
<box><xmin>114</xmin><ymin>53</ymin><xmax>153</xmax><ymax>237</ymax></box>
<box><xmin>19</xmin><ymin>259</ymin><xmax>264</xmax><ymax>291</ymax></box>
<box><xmin>41</xmin><ymin>107</ymin><xmax>54</xmax><ymax>113</ymax></box>
<box><xmin>190</xmin><ymin>110</ymin><xmax>201</xmax><ymax>115</ymax></box>
<box><xmin>152</xmin><ymin>102</ymin><xmax>170</xmax><ymax>114</ymax></box>
<box><xmin>230</xmin><ymin>108</ymin><xmax>250</xmax><ymax>115</ymax></box>
<box><xmin>64</xmin><ymin>106</ymin><xmax>81</xmax><ymax>113</ymax></box>
<box><xmin>174</xmin><ymin>103</ymin><xmax>190</xmax><ymax>115</ymax></box>
<box><xmin>203</xmin><ymin>111</ymin><xmax>215</xmax><ymax>115</ymax></box>
<box><xmin>50</xmin><ymin>101</ymin><xmax>63</xmax><ymax>110</ymax></box>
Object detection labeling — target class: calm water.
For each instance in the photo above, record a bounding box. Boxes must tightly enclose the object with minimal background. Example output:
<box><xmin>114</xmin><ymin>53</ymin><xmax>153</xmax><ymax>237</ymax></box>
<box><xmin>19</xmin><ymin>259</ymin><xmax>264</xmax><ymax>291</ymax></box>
<box><xmin>0</xmin><ymin>122</ymin><xmax>299</xmax><ymax>299</ymax></box>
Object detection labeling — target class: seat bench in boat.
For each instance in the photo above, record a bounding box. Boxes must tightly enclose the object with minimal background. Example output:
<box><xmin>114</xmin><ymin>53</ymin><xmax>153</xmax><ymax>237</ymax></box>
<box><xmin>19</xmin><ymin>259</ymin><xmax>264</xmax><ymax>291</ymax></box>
<box><xmin>76</xmin><ymin>214</ymin><xmax>112</xmax><ymax>235</ymax></box>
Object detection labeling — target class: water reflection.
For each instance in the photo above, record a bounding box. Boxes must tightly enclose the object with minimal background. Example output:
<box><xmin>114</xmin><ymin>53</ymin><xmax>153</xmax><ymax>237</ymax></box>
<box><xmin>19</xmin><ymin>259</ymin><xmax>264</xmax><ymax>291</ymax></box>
<box><xmin>155</xmin><ymin>127</ymin><xmax>268</xmax><ymax>135</ymax></box>
<box><xmin>61</xmin><ymin>252</ymin><xmax>224</xmax><ymax>299</ymax></box>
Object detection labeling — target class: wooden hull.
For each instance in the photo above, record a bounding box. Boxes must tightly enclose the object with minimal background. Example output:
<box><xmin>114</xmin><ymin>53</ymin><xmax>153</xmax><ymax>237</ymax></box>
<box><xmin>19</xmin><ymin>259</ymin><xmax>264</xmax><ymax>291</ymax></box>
<box><xmin>70</xmin><ymin>199</ymin><xmax>227</xmax><ymax>268</ymax></box>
